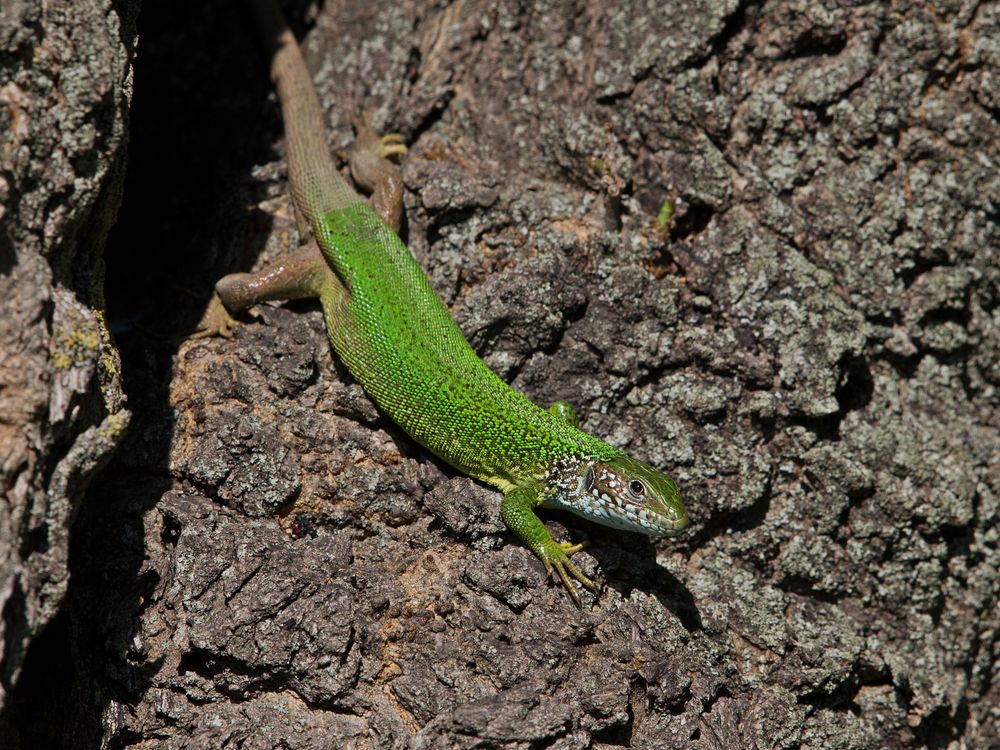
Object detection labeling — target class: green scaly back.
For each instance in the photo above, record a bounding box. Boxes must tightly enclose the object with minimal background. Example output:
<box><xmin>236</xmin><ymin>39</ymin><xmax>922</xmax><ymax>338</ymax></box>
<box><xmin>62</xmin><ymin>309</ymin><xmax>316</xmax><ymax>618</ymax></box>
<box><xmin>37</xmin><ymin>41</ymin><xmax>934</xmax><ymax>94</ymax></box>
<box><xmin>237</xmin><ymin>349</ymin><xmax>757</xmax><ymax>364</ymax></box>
<box><xmin>318</xmin><ymin>202</ymin><xmax>619</xmax><ymax>488</ymax></box>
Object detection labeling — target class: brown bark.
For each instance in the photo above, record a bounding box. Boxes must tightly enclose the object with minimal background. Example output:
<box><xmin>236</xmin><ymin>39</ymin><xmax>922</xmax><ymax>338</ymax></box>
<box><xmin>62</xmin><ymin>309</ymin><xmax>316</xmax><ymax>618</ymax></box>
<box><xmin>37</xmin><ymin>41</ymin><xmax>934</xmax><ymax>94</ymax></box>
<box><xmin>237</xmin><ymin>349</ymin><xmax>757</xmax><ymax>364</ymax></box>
<box><xmin>5</xmin><ymin>0</ymin><xmax>999</xmax><ymax>748</ymax></box>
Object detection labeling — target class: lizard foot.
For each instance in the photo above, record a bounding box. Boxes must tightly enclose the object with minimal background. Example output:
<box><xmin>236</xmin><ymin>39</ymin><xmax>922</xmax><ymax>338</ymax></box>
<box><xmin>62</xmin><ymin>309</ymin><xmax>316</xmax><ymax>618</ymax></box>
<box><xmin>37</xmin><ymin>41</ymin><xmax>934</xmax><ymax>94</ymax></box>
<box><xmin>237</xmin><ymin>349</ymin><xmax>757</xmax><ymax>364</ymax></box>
<box><xmin>539</xmin><ymin>538</ymin><xmax>596</xmax><ymax>607</ymax></box>
<box><xmin>350</xmin><ymin>111</ymin><xmax>407</xmax><ymax>160</ymax></box>
<box><xmin>189</xmin><ymin>294</ymin><xmax>238</xmax><ymax>340</ymax></box>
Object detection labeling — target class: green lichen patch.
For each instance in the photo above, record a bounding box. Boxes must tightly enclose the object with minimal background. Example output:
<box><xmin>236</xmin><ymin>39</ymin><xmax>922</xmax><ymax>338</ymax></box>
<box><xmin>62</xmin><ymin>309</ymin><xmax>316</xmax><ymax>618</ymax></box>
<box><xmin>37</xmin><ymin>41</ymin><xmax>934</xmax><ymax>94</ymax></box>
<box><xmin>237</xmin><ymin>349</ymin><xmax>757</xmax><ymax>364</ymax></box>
<box><xmin>50</xmin><ymin>308</ymin><xmax>102</xmax><ymax>370</ymax></box>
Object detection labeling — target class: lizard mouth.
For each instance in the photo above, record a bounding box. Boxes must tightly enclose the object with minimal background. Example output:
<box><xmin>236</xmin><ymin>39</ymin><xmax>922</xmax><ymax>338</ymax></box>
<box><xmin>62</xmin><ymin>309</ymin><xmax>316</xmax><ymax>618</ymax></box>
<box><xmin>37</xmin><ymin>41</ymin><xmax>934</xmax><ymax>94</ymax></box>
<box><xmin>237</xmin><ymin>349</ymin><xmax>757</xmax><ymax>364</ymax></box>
<box><xmin>572</xmin><ymin>487</ymin><xmax>689</xmax><ymax>536</ymax></box>
<box><xmin>649</xmin><ymin>499</ymin><xmax>690</xmax><ymax>534</ymax></box>
<box><xmin>620</xmin><ymin>493</ymin><xmax>689</xmax><ymax>535</ymax></box>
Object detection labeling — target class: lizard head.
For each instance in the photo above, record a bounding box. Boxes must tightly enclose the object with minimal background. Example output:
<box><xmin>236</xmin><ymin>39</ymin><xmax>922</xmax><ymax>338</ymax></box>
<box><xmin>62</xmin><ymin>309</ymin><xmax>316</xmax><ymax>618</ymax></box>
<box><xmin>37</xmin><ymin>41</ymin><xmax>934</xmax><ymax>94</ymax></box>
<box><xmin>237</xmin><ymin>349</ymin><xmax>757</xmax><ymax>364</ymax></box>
<box><xmin>557</xmin><ymin>454</ymin><xmax>689</xmax><ymax>536</ymax></box>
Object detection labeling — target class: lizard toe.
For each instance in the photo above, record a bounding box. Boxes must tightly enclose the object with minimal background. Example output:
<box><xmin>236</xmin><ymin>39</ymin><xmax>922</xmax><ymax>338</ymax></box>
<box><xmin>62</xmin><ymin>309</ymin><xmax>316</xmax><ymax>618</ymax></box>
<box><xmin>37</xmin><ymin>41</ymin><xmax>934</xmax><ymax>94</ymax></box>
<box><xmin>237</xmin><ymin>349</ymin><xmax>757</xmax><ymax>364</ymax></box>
<box><xmin>190</xmin><ymin>295</ymin><xmax>237</xmax><ymax>340</ymax></box>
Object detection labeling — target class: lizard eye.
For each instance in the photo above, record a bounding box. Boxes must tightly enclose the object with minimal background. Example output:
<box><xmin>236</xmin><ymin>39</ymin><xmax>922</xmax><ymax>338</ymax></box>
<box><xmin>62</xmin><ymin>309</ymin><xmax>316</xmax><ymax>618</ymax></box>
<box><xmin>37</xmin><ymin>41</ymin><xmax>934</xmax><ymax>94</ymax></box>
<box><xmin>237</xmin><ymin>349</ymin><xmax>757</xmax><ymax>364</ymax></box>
<box><xmin>629</xmin><ymin>480</ymin><xmax>646</xmax><ymax>496</ymax></box>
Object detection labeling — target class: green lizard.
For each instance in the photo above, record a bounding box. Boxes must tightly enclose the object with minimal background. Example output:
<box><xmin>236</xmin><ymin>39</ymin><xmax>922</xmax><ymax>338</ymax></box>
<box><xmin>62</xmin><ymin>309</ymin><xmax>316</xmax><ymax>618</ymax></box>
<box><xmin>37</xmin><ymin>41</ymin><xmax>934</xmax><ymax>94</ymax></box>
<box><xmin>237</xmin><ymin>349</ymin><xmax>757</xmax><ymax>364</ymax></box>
<box><xmin>196</xmin><ymin>0</ymin><xmax>690</xmax><ymax>605</ymax></box>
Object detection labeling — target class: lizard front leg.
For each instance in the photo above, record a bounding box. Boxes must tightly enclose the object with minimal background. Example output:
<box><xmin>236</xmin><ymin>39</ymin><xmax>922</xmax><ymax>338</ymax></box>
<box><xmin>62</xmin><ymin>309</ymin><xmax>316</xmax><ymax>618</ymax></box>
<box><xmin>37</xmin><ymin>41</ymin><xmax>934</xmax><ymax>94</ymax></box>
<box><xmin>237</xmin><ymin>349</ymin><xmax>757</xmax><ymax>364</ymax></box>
<box><xmin>501</xmin><ymin>482</ymin><xmax>596</xmax><ymax>607</ymax></box>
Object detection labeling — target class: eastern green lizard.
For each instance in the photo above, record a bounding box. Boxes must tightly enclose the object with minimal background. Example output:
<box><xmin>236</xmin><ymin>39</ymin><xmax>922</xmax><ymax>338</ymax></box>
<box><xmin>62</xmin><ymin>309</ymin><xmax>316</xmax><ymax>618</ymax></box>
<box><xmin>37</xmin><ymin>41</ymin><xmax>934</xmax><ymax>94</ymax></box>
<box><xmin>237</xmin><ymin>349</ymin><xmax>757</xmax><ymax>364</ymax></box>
<box><xmin>197</xmin><ymin>0</ymin><xmax>690</xmax><ymax>605</ymax></box>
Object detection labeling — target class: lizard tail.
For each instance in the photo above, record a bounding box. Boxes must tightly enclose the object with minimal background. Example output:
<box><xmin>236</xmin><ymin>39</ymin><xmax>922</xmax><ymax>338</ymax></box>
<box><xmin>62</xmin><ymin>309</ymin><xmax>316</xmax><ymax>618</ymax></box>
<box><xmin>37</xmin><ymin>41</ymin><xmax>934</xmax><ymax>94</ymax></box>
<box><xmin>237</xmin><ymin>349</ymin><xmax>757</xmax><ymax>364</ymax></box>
<box><xmin>246</xmin><ymin>0</ymin><xmax>361</xmax><ymax>226</ymax></box>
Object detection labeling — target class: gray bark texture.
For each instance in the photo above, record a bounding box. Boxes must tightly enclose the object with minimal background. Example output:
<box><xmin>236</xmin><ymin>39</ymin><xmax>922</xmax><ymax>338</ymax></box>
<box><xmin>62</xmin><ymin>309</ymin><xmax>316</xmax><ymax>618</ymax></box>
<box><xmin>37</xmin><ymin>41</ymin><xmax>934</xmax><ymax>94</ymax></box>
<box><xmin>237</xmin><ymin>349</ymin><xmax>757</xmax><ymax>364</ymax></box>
<box><xmin>5</xmin><ymin>0</ymin><xmax>1000</xmax><ymax>748</ymax></box>
<box><xmin>0</xmin><ymin>0</ymin><xmax>136</xmax><ymax>742</ymax></box>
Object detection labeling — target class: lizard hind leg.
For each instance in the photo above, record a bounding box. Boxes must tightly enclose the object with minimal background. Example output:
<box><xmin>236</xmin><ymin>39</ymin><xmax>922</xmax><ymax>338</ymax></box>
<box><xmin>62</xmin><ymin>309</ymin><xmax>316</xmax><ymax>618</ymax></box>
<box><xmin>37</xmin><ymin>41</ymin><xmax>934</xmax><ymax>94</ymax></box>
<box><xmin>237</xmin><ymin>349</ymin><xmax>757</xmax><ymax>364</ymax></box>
<box><xmin>345</xmin><ymin>112</ymin><xmax>407</xmax><ymax>232</ymax></box>
<box><xmin>191</xmin><ymin>241</ymin><xmax>340</xmax><ymax>339</ymax></box>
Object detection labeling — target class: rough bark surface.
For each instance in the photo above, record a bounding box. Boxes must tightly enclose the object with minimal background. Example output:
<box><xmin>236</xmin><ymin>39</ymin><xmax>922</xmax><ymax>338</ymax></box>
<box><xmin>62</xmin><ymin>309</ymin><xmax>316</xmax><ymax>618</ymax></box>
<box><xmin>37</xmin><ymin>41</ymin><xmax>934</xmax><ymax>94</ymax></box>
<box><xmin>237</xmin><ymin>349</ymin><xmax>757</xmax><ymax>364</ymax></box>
<box><xmin>0</xmin><ymin>0</ymin><xmax>136</xmax><ymax>743</ymax></box>
<box><xmin>11</xmin><ymin>0</ymin><xmax>1000</xmax><ymax>748</ymax></box>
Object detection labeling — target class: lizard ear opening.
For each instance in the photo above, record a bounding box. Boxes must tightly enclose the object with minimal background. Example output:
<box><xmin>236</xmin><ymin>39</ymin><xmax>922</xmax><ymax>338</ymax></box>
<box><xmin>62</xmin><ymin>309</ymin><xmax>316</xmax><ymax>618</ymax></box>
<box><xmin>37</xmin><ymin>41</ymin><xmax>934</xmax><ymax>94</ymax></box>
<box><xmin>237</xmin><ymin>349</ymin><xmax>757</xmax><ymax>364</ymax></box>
<box><xmin>583</xmin><ymin>464</ymin><xmax>596</xmax><ymax>491</ymax></box>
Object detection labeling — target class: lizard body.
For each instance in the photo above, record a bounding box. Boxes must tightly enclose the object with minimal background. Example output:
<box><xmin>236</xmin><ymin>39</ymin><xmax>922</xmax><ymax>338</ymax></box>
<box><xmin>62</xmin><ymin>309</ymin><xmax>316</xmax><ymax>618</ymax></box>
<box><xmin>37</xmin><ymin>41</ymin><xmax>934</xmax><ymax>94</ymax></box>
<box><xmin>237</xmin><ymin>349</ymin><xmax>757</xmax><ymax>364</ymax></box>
<box><xmin>200</xmin><ymin>0</ymin><xmax>690</xmax><ymax>604</ymax></box>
